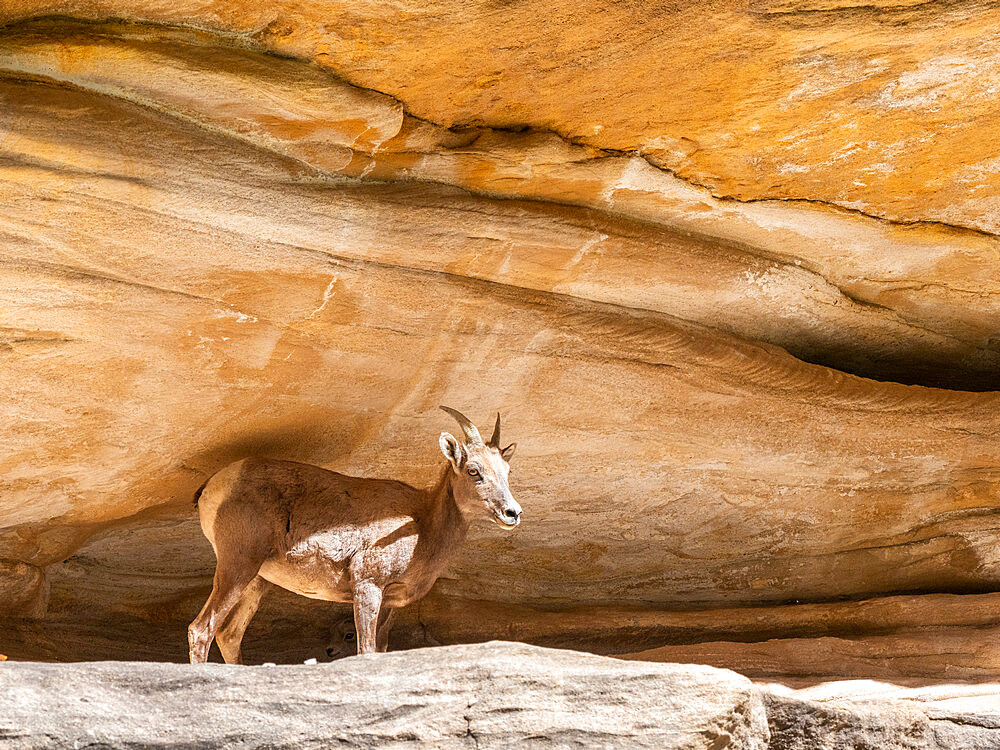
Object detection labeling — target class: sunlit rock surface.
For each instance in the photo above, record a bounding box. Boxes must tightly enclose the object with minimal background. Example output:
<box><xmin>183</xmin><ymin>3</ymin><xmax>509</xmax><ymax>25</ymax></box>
<box><xmin>1</xmin><ymin>6</ymin><xmax>1000</xmax><ymax>682</ymax></box>
<box><xmin>4</xmin><ymin>643</ymin><xmax>769</xmax><ymax>749</ymax></box>
<box><xmin>2</xmin><ymin>643</ymin><xmax>999</xmax><ymax>749</ymax></box>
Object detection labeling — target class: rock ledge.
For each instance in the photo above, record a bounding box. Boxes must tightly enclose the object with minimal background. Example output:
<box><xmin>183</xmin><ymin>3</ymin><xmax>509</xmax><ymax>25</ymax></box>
<box><xmin>2</xmin><ymin>642</ymin><xmax>999</xmax><ymax>749</ymax></box>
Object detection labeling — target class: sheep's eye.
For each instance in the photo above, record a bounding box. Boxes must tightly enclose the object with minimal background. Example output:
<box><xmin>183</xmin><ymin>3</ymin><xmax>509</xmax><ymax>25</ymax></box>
<box><xmin>467</xmin><ymin>468</ymin><xmax>480</xmax><ymax>478</ymax></box>
<box><xmin>344</xmin><ymin>632</ymin><xmax>355</xmax><ymax>641</ymax></box>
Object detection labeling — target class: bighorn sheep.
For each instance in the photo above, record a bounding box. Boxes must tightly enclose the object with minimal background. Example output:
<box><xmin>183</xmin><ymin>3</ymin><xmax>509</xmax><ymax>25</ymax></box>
<box><xmin>324</xmin><ymin>614</ymin><xmax>358</xmax><ymax>660</ymax></box>
<box><xmin>188</xmin><ymin>407</ymin><xmax>521</xmax><ymax>663</ymax></box>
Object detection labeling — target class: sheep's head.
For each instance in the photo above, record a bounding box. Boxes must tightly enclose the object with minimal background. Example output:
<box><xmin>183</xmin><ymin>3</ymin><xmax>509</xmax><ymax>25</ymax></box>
<box><xmin>439</xmin><ymin>406</ymin><xmax>521</xmax><ymax>530</ymax></box>
<box><xmin>324</xmin><ymin>616</ymin><xmax>357</xmax><ymax>660</ymax></box>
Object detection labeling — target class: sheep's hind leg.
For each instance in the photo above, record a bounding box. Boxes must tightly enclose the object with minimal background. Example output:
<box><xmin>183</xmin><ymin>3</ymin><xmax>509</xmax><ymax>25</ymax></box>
<box><xmin>216</xmin><ymin>576</ymin><xmax>270</xmax><ymax>665</ymax></box>
<box><xmin>188</xmin><ymin>544</ymin><xmax>268</xmax><ymax>664</ymax></box>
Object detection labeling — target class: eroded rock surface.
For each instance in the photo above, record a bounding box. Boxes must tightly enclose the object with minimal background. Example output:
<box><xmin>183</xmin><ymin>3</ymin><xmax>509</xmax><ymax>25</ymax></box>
<box><xmin>765</xmin><ymin>681</ymin><xmax>1000</xmax><ymax>750</ymax></box>
<box><xmin>4</xmin><ymin>1</ymin><xmax>1000</xmax><ymax>233</ymax></box>
<box><xmin>0</xmin><ymin>642</ymin><xmax>770</xmax><ymax>749</ymax></box>
<box><xmin>2</xmin><ymin>18</ymin><xmax>999</xmax><ymax>390</ymax></box>
<box><xmin>2</xmin><ymin>642</ymin><xmax>999</xmax><ymax>749</ymax></box>
<box><xmin>1</xmin><ymin>5</ymin><xmax>1000</xmax><ymax>681</ymax></box>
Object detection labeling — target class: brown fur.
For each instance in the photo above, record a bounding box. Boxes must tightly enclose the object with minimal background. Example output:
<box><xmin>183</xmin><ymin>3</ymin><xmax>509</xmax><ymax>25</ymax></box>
<box><xmin>187</xmin><ymin>410</ymin><xmax>520</xmax><ymax>662</ymax></box>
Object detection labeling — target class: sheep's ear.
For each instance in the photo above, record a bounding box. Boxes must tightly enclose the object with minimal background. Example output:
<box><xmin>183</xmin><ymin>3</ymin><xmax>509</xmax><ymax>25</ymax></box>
<box><xmin>501</xmin><ymin>442</ymin><xmax>517</xmax><ymax>462</ymax></box>
<box><xmin>439</xmin><ymin>432</ymin><xmax>465</xmax><ymax>471</ymax></box>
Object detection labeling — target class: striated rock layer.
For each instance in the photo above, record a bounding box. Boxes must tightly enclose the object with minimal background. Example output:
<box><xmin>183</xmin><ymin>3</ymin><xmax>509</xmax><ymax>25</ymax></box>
<box><xmin>1</xmin><ymin>18</ymin><xmax>999</xmax><ymax>391</ymax></box>
<box><xmin>4</xmin><ymin>0</ymin><xmax>1000</xmax><ymax>234</ymax></box>
<box><xmin>1</xmin><ymin>8</ymin><xmax>999</xmax><ymax>680</ymax></box>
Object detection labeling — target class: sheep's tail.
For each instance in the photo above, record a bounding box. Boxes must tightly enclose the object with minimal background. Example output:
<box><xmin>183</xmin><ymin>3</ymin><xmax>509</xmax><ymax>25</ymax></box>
<box><xmin>193</xmin><ymin>478</ymin><xmax>209</xmax><ymax>508</ymax></box>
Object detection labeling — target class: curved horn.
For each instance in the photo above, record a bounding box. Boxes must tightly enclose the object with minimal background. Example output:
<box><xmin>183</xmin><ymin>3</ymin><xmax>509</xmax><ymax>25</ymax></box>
<box><xmin>489</xmin><ymin>412</ymin><xmax>501</xmax><ymax>448</ymax></box>
<box><xmin>440</xmin><ymin>406</ymin><xmax>483</xmax><ymax>445</ymax></box>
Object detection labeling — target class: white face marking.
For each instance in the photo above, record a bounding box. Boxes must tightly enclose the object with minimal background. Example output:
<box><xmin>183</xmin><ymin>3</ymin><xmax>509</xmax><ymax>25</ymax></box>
<box><xmin>460</xmin><ymin>446</ymin><xmax>521</xmax><ymax>529</ymax></box>
<box><xmin>438</xmin><ymin>412</ymin><xmax>521</xmax><ymax>530</ymax></box>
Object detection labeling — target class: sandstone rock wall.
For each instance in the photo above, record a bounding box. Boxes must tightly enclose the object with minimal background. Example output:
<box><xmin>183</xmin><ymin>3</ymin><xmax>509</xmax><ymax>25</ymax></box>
<box><xmin>1</xmin><ymin>4</ymin><xmax>1000</xmax><ymax>679</ymax></box>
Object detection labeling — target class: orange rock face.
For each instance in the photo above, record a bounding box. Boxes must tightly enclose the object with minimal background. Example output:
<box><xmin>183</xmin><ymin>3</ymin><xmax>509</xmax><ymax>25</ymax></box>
<box><xmin>1</xmin><ymin>9</ymin><xmax>999</xmax><ymax>679</ymax></box>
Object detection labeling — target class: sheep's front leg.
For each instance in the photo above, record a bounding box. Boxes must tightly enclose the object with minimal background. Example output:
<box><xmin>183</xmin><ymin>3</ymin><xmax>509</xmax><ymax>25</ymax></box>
<box><xmin>352</xmin><ymin>581</ymin><xmax>383</xmax><ymax>655</ymax></box>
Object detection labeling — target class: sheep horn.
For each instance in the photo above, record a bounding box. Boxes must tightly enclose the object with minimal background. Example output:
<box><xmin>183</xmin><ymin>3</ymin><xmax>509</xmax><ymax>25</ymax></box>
<box><xmin>440</xmin><ymin>406</ymin><xmax>483</xmax><ymax>445</ymax></box>
<box><xmin>489</xmin><ymin>412</ymin><xmax>501</xmax><ymax>448</ymax></box>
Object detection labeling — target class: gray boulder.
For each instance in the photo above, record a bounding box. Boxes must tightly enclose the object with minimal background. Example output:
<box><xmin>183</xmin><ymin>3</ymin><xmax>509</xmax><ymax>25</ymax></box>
<box><xmin>0</xmin><ymin>641</ymin><xmax>768</xmax><ymax>749</ymax></box>
<box><xmin>3</xmin><ymin>641</ymin><xmax>999</xmax><ymax>748</ymax></box>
